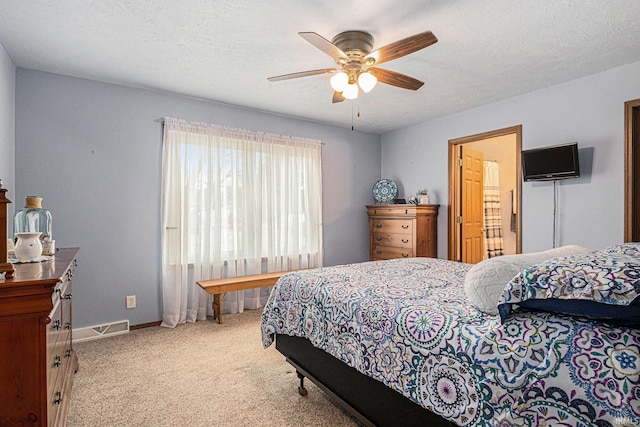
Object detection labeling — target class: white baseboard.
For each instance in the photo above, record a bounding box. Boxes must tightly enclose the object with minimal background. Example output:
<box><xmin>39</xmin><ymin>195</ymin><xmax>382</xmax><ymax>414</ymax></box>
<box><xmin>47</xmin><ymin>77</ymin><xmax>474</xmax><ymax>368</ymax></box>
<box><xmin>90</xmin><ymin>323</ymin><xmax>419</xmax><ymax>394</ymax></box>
<box><xmin>73</xmin><ymin>320</ymin><xmax>130</xmax><ymax>343</ymax></box>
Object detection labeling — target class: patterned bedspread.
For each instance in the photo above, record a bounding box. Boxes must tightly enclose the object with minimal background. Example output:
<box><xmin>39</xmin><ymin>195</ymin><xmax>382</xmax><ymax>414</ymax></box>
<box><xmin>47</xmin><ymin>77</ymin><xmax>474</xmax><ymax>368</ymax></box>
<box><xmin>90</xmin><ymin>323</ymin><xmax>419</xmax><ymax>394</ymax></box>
<box><xmin>260</xmin><ymin>257</ymin><xmax>640</xmax><ymax>427</ymax></box>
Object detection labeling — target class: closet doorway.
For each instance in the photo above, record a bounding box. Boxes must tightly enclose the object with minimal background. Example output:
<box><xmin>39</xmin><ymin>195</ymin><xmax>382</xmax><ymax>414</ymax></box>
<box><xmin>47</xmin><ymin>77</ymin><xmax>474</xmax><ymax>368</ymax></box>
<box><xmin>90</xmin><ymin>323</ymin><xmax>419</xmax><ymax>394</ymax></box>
<box><xmin>448</xmin><ymin>126</ymin><xmax>522</xmax><ymax>263</ymax></box>
<box><xmin>625</xmin><ymin>98</ymin><xmax>640</xmax><ymax>242</ymax></box>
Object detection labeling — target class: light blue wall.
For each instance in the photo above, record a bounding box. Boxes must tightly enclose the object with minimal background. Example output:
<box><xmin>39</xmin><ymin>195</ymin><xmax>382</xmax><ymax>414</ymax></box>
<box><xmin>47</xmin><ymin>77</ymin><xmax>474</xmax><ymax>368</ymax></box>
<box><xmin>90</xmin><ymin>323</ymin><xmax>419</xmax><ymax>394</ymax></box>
<box><xmin>15</xmin><ymin>69</ymin><xmax>381</xmax><ymax>328</ymax></box>
<box><xmin>381</xmin><ymin>61</ymin><xmax>640</xmax><ymax>256</ymax></box>
<box><xmin>16</xmin><ymin>61</ymin><xmax>640</xmax><ymax>328</ymax></box>
<box><xmin>0</xmin><ymin>43</ymin><xmax>15</xmax><ymax>215</ymax></box>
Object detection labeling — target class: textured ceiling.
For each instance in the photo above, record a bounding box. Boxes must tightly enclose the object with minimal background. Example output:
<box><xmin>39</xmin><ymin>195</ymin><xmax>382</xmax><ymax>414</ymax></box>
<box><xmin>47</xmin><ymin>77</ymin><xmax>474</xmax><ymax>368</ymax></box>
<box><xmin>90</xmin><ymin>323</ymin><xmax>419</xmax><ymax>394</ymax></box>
<box><xmin>1</xmin><ymin>0</ymin><xmax>640</xmax><ymax>134</ymax></box>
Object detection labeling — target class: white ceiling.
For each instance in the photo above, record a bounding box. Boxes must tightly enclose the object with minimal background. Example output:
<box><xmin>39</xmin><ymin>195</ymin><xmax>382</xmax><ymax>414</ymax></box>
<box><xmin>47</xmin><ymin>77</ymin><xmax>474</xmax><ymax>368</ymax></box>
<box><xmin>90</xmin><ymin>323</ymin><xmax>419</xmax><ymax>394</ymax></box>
<box><xmin>1</xmin><ymin>0</ymin><xmax>640</xmax><ymax>134</ymax></box>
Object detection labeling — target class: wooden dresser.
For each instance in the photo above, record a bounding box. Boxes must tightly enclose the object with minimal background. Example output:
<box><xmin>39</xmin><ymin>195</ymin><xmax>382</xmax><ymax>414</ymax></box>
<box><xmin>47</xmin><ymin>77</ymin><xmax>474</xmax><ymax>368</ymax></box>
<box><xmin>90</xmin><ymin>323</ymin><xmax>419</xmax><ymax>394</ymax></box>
<box><xmin>367</xmin><ymin>205</ymin><xmax>439</xmax><ymax>261</ymax></box>
<box><xmin>0</xmin><ymin>247</ymin><xmax>79</xmax><ymax>427</ymax></box>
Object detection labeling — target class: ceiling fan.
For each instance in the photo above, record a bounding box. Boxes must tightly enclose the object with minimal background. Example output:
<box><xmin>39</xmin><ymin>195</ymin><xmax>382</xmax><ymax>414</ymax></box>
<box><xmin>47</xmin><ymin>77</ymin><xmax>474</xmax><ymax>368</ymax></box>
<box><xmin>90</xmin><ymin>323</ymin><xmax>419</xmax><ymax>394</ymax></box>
<box><xmin>267</xmin><ymin>30</ymin><xmax>438</xmax><ymax>103</ymax></box>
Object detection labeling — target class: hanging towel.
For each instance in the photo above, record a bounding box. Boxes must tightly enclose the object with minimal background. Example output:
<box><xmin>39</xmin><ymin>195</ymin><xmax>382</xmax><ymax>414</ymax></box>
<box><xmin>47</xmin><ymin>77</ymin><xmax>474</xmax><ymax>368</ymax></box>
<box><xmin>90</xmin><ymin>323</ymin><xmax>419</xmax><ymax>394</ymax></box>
<box><xmin>483</xmin><ymin>161</ymin><xmax>504</xmax><ymax>258</ymax></box>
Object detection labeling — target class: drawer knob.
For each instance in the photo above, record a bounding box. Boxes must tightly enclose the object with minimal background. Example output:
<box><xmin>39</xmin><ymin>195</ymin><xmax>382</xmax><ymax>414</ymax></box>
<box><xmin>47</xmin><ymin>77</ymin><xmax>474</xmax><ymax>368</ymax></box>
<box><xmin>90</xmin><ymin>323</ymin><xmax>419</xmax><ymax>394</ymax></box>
<box><xmin>375</xmin><ymin>224</ymin><xmax>382</xmax><ymax>228</ymax></box>
<box><xmin>402</xmin><ymin>239</ymin><xmax>409</xmax><ymax>243</ymax></box>
<box><xmin>401</xmin><ymin>225</ymin><xmax>409</xmax><ymax>229</ymax></box>
<box><xmin>402</xmin><ymin>253</ymin><xmax>409</xmax><ymax>258</ymax></box>
<box><xmin>376</xmin><ymin>250</ymin><xmax>382</xmax><ymax>254</ymax></box>
<box><xmin>376</xmin><ymin>237</ymin><xmax>383</xmax><ymax>241</ymax></box>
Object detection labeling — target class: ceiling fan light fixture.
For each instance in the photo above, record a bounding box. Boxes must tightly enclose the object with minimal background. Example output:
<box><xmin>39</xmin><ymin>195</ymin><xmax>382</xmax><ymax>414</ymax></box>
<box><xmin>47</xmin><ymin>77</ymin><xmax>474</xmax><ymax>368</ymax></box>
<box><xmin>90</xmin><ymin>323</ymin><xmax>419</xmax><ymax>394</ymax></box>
<box><xmin>358</xmin><ymin>71</ymin><xmax>377</xmax><ymax>93</ymax></box>
<box><xmin>269</xmin><ymin>30</ymin><xmax>437</xmax><ymax>105</ymax></box>
<box><xmin>330</xmin><ymin>71</ymin><xmax>349</xmax><ymax>92</ymax></box>
<box><xmin>342</xmin><ymin>82</ymin><xmax>359</xmax><ymax>99</ymax></box>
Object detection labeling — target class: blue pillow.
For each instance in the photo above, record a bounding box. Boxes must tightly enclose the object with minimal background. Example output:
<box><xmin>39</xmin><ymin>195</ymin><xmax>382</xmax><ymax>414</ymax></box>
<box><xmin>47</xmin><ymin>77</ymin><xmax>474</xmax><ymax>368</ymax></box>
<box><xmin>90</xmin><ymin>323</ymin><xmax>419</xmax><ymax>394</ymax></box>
<box><xmin>497</xmin><ymin>243</ymin><xmax>640</xmax><ymax>325</ymax></box>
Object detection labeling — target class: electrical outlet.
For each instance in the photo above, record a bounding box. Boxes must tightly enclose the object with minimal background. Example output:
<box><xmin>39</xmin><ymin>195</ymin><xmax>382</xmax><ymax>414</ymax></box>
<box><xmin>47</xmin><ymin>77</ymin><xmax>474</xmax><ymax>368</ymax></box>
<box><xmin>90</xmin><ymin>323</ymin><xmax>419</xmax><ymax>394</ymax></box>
<box><xmin>126</xmin><ymin>295</ymin><xmax>136</xmax><ymax>309</ymax></box>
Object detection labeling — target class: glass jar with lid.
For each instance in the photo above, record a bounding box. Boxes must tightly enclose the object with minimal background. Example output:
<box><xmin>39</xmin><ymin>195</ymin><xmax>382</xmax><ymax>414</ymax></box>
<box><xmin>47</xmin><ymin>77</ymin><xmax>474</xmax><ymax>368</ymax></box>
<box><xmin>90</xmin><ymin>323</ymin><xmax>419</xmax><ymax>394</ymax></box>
<box><xmin>13</xmin><ymin>196</ymin><xmax>52</xmax><ymax>243</ymax></box>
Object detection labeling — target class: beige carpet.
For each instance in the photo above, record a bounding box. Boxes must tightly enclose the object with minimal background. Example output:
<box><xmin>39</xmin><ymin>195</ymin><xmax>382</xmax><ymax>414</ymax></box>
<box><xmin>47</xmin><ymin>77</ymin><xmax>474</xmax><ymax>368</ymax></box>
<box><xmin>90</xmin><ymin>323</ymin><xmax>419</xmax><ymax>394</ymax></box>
<box><xmin>67</xmin><ymin>309</ymin><xmax>359</xmax><ymax>426</ymax></box>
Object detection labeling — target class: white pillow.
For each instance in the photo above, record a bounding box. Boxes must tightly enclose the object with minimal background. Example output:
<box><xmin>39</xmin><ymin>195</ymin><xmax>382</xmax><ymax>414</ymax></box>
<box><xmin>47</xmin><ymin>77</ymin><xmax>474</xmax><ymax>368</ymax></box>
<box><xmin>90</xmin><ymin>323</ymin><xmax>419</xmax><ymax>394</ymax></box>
<box><xmin>463</xmin><ymin>245</ymin><xmax>591</xmax><ymax>315</ymax></box>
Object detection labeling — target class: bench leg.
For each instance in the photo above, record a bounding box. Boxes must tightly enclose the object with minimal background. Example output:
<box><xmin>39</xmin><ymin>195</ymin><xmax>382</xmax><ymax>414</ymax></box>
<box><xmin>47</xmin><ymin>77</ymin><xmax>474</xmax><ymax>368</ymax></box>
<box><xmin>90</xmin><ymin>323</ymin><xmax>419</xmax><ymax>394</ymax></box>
<box><xmin>212</xmin><ymin>294</ymin><xmax>222</xmax><ymax>324</ymax></box>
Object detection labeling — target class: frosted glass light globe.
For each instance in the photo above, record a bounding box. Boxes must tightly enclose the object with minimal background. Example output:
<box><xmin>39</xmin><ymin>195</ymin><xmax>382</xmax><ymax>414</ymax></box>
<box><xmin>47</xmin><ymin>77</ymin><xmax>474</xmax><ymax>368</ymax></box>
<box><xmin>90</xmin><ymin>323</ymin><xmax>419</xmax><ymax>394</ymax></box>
<box><xmin>358</xmin><ymin>71</ymin><xmax>377</xmax><ymax>93</ymax></box>
<box><xmin>330</xmin><ymin>72</ymin><xmax>348</xmax><ymax>92</ymax></box>
<box><xmin>342</xmin><ymin>82</ymin><xmax>359</xmax><ymax>99</ymax></box>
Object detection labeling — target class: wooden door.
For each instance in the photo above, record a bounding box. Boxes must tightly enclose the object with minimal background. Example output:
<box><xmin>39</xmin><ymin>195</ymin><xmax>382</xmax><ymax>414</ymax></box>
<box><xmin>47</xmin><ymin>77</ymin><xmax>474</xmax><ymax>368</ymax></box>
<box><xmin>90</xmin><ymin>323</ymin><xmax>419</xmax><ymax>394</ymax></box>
<box><xmin>626</xmin><ymin>99</ymin><xmax>640</xmax><ymax>242</ymax></box>
<box><xmin>461</xmin><ymin>146</ymin><xmax>484</xmax><ymax>263</ymax></box>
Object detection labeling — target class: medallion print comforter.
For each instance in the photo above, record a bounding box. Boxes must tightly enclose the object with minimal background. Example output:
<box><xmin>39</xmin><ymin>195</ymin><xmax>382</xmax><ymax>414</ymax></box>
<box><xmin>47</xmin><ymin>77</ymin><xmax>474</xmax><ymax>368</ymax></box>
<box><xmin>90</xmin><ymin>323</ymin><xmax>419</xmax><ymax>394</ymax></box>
<box><xmin>260</xmin><ymin>257</ymin><xmax>640</xmax><ymax>426</ymax></box>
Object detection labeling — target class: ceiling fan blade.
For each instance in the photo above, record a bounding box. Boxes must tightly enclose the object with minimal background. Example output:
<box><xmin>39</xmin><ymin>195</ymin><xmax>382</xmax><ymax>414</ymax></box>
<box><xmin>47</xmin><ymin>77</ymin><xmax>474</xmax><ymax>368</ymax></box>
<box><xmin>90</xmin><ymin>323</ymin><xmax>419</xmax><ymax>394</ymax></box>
<box><xmin>364</xmin><ymin>31</ymin><xmax>437</xmax><ymax>66</ymax></box>
<box><xmin>332</xmin><ymin>91</ymin><xmax>345</xmax><ymax>103</ymax></box>
<box><xmin>371</xmin><ymin>67</ymin><xmax>424</xmax><ymax>90</ymax></box>
<box><xmin>267</xmin><ymin>68</ymin><xmax>335</xmax><ymax>82</ymax></box>
<box><xmin>299</xmin><ymin>32</ymin><xmax>348</xmax><ymax>62</ymax></box>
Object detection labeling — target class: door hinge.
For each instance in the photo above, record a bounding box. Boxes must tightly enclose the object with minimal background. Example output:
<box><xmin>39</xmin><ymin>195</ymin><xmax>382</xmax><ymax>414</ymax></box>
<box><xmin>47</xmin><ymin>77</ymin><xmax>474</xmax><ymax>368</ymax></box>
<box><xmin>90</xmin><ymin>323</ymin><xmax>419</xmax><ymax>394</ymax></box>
<box><xmin>458</xmin><ymin>158</ymin><xmax>463</xmax><ymax>167</ymax></box>
<box><xmin>456</xmin><ymin>216</ymin><xmax>462</xmax><ymax>224</ymax></box>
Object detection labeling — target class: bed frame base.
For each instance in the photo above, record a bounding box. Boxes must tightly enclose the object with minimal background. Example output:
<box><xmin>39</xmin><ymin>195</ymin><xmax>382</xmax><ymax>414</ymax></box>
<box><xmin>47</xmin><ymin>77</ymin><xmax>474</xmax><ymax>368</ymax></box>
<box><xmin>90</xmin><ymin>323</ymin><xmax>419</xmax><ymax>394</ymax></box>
<box><xmin>276</xmin><ymin>334</ymin><xmax>455</xmax><ymax>427</ymax></box>
<box><xmin>286</xmin><ymin>356</ymin><xmax>375</xmax><ymax>426</ymax></box>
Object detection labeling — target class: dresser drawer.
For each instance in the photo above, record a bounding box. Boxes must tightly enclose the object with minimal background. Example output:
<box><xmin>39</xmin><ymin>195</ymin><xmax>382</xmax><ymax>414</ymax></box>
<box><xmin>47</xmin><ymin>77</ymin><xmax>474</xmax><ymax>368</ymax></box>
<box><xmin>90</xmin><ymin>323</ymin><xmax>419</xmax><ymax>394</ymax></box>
<box><xmin>371</xmin><ymin>246</ymin><xmax>412</xmax><ymax>260</ymax></box>
<box><xmin>371</xmin><ymin>219</ymin><xmax>413</xmax><ymax>234</ymax></box>
<box><xmin>46</xmin><ymin>299</ymin><xmax>63</xmax><ymax>366</ymax></box>
<box><xmin>48</xmin><ymin>371</ymin><xmax>63</xmax><ymax>427</ymax></box>
<box><xmin>372</xmin><ymin>232</ymin><xmax>413</xmax><ymax>249</ymax></box>
<box><xmin>368</xmin><ymin>206</ymin><xmax>415</xmax><ymax>217</ymax></box>
<box><xmin>47</xmin><ymin>334</ymin><xmax>66</xmax><ymax>395</ymax></box>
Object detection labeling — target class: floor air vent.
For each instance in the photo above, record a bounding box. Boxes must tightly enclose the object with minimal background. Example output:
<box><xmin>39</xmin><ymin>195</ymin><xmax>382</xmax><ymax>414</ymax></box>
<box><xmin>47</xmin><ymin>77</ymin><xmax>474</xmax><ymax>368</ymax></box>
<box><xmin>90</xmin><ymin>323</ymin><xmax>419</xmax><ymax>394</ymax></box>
<box><xmin>73</xmin><ymin>320</ymin><xmax>130</xmax><ymax>343</ymax></box>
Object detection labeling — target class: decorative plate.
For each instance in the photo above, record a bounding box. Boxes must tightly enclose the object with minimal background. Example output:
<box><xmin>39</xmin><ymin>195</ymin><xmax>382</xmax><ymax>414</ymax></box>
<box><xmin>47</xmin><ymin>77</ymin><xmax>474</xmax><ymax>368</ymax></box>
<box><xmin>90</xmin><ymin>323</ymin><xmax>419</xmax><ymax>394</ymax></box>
<box><xmin>372</xmin><ymin>179</ymin><xmax>398</xmax><ymax>204</ymax></box>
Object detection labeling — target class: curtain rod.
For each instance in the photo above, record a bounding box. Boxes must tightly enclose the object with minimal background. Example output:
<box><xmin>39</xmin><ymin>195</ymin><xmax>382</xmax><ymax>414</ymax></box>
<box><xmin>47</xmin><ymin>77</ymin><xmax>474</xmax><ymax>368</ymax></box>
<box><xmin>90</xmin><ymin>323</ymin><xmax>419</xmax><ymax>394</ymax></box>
<box><xmin>154</xmin><ymin>117</ymin><xmax>325</xmax><ymax>145</ymax></box>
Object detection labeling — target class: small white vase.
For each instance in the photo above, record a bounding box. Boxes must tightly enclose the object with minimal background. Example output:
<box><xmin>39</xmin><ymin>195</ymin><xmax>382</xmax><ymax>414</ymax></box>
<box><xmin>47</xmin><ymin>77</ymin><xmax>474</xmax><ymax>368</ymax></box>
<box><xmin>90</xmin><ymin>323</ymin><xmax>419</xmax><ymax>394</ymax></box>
<box><xmin>418</xmin><ymin>195</ymin><xmax>429</xmax><ymax>204</ymax></box>
<box><xmin>14</xmin><ymin>232</ymin><xmax>43</xmax><ymax>262</ymax></box>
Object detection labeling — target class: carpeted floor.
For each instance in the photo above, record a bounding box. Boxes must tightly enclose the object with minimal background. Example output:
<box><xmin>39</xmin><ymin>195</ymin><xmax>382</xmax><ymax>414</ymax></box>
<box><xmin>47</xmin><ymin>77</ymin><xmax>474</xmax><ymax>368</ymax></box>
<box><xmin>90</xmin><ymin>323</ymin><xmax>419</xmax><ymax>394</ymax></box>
<box><xmin>67</xmin><ymin>309</ymin><xmax>359</xmax><ymax>426</ymax></box>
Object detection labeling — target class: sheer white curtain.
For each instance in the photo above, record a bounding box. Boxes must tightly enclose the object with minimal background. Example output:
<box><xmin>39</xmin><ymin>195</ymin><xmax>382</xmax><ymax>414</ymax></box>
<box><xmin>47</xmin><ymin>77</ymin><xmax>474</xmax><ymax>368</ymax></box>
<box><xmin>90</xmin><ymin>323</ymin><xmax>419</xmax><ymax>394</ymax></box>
<box><xmin>160</xmin><ymin>118</ymin><xmax>323</xmax><ymax>328</ymax></box>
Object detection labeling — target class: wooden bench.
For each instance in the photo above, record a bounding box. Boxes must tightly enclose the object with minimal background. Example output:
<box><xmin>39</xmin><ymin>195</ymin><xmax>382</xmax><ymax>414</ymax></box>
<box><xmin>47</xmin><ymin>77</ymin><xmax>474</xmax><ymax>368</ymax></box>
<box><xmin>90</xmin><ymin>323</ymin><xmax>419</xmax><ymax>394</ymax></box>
<box><xmin>196</xmin><ymin>271</ymin><xmax>288</xmax><ymax>324</ymax></box>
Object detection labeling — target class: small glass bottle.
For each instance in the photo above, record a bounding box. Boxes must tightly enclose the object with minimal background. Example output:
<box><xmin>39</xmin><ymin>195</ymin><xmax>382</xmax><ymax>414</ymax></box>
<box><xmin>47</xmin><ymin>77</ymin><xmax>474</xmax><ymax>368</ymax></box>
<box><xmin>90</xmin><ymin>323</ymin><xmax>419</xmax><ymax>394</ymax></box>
<box><xmin>13</xmin><ymin>196</ymin><xmax>53</xmax><ymax>243</ymax></box>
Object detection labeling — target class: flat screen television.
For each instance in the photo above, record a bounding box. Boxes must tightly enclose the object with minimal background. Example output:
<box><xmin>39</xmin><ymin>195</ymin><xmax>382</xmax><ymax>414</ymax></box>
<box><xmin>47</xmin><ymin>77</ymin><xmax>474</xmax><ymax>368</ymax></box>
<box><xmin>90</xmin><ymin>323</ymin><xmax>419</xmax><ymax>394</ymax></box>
<box><xmin>522</xmin><ymin>142</ymin><xmax>580</xmax><ymax>181</ymax></box>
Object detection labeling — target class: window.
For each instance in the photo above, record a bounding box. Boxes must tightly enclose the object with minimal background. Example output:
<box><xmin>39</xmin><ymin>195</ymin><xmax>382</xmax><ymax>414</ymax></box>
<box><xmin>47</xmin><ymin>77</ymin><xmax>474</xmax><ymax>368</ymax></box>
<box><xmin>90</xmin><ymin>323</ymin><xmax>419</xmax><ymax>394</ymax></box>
<box><xmin>161</xmin><ymin>117</ymin><xmax>323</xmax><ymax>326</ymax></box>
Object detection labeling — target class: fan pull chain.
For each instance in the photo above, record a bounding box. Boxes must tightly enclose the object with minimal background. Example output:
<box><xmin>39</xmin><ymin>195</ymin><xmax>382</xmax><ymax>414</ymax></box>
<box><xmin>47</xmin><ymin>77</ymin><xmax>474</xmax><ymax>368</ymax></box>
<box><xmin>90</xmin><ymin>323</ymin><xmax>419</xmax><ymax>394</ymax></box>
<box><xmin>351</xmin><ymin>102</ymin><xmax>354</xmax><ymax>131</ymax></box>
<box><xmin>351</xmin><ymin>101</ymin><xmax>361</xmax><ymax>131</ymax></box>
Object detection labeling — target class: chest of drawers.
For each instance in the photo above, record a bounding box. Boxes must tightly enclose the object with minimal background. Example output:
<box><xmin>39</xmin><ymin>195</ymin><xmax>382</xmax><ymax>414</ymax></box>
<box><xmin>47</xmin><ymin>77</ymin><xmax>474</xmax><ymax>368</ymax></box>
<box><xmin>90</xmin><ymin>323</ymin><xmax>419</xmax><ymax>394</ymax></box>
<box><xmin>367</xmin><ymin>205</ymin><xmax>438</xmax><ymax>261</ymax></box>
<box><xmin>0</xmin><ymin>248</ymin><xmax>79</xmax><ymax>427</ymax></box>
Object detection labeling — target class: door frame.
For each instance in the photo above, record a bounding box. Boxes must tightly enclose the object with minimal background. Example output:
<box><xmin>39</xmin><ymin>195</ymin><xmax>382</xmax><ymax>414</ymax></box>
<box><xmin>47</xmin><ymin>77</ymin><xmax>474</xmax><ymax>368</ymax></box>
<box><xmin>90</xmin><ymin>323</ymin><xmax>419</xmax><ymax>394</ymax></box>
<box><xmin>448</xmin><ymin>125</ymin><xmax>523</xmax><ymax>261</ymax></box>
<box><xmin>625</xmin><ymin>99</ymin><xmax>640</xmax><ymax>242</ymax></box>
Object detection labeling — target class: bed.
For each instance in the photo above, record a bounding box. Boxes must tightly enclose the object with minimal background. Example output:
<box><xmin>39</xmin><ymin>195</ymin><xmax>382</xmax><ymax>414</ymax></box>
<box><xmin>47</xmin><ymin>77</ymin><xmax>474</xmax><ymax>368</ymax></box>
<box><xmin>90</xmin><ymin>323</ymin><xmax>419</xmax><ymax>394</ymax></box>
<box><xmin>260</xmin><ymin>243</ymin><xmax>640</xmax><ymax>426</ymax></box>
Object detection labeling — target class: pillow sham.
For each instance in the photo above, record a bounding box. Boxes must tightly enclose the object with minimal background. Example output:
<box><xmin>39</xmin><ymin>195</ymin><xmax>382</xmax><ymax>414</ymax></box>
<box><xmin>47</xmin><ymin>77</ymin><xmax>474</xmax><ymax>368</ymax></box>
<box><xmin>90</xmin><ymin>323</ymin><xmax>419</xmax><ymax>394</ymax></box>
<box><xmin>463</xmin><ymin>245</ymin><xmax>591</xmax><ymax>315</ymax></box>
<box><xmin>599</xmin><ymin>242</ymin><xmax>640</xmax><ymax>257</ymax></box>
<box><xmin>497</xmin><ymin>242</ymin><xmax>640</xmax><ymax>325</ymax></box>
